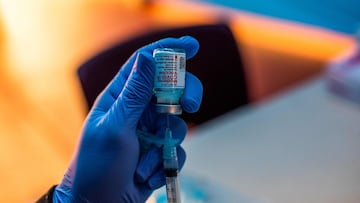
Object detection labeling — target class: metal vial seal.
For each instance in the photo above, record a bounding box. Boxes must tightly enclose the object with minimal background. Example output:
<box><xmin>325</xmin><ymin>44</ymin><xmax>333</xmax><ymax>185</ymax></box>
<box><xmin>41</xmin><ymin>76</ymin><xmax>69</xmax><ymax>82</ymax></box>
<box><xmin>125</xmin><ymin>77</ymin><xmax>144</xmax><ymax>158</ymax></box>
<box><xmin>153</xmin><ymin>48</ymin><xmax>186</xmax><ymax>115</ymax></box>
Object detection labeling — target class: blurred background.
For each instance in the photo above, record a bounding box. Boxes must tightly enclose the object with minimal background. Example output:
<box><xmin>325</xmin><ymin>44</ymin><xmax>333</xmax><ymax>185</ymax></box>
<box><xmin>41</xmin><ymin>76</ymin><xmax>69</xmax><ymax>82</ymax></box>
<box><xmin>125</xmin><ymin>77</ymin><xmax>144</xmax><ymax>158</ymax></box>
<box><xmin>0</xmin><ymin>0</ymin><xmax>358</xmax><ymax>202</ymax></box>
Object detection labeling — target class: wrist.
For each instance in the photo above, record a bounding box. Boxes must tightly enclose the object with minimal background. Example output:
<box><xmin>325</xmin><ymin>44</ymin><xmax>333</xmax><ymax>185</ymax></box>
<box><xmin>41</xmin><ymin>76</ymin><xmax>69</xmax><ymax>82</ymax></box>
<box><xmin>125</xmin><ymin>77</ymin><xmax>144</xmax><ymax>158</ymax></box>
<box><xmin>52</xmin><ymin>185</ymin><xmax>71</xmax><ymax>203</ymax></box>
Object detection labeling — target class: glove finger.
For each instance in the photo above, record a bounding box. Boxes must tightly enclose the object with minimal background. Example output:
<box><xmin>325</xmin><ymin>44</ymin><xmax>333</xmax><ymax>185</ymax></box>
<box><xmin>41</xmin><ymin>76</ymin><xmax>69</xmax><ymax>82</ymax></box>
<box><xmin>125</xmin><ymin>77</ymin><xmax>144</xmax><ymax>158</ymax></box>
<box><xmin>181</xmin><ymin>72</ymin><xmax>203</xmax><ymax>113</ymax></box>
<box><xmin>102</xmin><ymin>51</ymin><xmax>155</xmax><ymax>130</ymax></box>
<box><xmin>141</xmin><ymin>36</ymin><xmax>199</xmax><ymax>60</ymax></box>
<box><xmin>91</xmin><ymin>54</ymin><xmax>137</xmax><ymax>112</ymax></box>
<box><xmin>135</xmin><ymin>147</ymin><xmax>187</xmax><ymax>203</ymax></box>
<box><xmin>147</xmin><ymin>147</ymin><xmax>186</xmax><ymax>190</ymax></box>
<box><xmin>135</xmin><ymin>116</ymin><xmax>187</xmax><ymax>183</ymax></box>
<box><xmin>135</xmin><ymin>146</ymin><xmax>162</xmax><ymax>183</ymax></box>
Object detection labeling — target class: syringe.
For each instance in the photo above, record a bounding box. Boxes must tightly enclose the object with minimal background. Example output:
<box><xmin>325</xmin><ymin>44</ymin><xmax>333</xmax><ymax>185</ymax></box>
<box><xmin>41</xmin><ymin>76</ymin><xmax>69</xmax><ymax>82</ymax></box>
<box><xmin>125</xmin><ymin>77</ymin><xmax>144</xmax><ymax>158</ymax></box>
<box><xmin>163</xmin><ymin>127</ymin><xmax>181</xmax><ymax>203</ymax></box>
<box><xmin>152</xmin><ymin>47</ymin><xmax>185</xmax><ymax>203</ymax></box>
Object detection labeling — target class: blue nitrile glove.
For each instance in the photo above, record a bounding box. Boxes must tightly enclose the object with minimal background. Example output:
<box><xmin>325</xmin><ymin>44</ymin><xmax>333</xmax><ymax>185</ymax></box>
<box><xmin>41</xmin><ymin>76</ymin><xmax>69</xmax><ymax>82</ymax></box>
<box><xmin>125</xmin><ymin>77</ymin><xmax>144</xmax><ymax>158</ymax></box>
<box><xmin>52</xmin><ymin>36</ymin><xmax>202</xmax><ymax>203</ymax></box>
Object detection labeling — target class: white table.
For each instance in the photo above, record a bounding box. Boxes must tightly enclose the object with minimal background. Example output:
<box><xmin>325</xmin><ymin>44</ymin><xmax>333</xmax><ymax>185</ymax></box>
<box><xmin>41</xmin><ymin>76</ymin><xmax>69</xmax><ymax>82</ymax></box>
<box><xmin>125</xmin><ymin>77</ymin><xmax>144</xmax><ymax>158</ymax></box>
<box><xmin>183</xmin><ymin>76</ymin><xmax>360</xmax><ymax>203</ymax></box>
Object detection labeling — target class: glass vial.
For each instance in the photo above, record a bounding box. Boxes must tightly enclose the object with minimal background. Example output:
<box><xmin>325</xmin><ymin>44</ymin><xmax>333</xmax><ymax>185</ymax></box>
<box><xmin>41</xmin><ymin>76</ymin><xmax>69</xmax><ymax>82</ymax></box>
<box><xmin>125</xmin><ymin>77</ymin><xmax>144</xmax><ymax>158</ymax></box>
<box><xmin>153</xmin><ymin>48</ymin><xmax>186</xmax><ymax>114</ymax></box>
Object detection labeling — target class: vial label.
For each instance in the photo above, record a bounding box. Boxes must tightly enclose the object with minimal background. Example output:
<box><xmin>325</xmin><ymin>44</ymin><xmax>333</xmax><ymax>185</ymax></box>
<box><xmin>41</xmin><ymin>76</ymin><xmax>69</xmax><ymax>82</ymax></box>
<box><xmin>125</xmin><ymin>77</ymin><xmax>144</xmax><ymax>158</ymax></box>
<box><xmin>154</xmin><ymin>49</ymin><xmax>186</xmax><ymax>89</ymax></box>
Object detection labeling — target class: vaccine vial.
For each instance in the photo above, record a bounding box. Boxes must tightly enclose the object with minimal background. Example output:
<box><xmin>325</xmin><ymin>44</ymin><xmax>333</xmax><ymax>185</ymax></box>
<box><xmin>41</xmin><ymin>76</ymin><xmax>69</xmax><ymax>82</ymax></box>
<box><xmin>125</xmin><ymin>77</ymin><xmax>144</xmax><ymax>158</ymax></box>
<box><xmin>153</xmin><ymin>48</ymin><xmax>186</xmax><ymax>114</ymax></box>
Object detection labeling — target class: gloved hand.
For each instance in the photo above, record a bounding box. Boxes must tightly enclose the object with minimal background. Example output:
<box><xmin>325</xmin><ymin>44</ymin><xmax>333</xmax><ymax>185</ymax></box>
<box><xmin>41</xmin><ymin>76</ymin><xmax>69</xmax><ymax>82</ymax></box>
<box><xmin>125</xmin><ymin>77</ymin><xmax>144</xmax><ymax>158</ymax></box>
<box><xmin>53</xmin><ymin>36</ymin><xmax>202</xmax><ymax>203</ymax></box>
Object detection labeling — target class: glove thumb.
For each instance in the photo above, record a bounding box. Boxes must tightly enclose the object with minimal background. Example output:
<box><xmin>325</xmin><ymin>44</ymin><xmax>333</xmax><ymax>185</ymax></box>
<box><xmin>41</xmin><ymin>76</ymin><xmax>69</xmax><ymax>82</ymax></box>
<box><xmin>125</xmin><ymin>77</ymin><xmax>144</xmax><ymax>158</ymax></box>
<box><xmin>103</xmin><ymin>51</ymin><xmax>155</xmax><ymax>130</ymax></box>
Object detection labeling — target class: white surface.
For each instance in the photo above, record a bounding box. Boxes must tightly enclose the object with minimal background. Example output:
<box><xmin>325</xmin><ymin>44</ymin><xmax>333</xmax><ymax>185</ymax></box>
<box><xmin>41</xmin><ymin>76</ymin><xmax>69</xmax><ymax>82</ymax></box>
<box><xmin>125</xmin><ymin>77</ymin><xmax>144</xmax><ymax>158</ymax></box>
<box><xmin>151</xmin><ymin>173</ymin><xmax>262</xmax><ymax>203</ymax></box>
<box><xmin>183</xmin><ymin>76</ymin><xmax>360</xmax><ymax>203</ymax></box>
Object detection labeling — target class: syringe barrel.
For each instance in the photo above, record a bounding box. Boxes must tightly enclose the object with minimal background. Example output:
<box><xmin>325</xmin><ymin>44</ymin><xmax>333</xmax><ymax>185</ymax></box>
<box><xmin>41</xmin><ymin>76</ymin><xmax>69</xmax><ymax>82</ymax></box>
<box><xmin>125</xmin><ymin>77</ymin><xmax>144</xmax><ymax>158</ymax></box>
<box><xmin>165</xmin><ymin>170</ymin><xmax>181</xmax><ymax>203</ymax></box>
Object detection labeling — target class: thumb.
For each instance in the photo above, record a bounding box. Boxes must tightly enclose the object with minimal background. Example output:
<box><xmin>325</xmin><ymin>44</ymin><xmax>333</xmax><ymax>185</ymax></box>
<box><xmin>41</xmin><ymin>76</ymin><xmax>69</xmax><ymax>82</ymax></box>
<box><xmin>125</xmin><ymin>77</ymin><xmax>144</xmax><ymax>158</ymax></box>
<box><xmin>103</xmin><ymin>52</ymin><xmax>155</xmax><ymax>130</ymax></box>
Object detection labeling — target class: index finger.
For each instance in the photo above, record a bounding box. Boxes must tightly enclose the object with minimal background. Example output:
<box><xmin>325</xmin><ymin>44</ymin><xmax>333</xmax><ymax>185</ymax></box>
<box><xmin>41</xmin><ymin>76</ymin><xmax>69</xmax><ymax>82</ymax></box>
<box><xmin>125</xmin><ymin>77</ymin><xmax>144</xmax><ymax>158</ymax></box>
<box><xmin>140</xmin><ymin>36</ymin><xmax>199</xmax><ymax>60</ymax></box>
